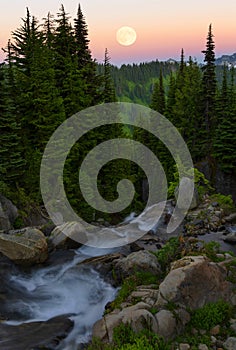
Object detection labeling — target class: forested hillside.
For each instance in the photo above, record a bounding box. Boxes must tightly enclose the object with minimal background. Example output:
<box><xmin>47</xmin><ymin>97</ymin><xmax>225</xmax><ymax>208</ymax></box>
<box><xmin>0</xmin><ymin>6</ymin><xmax>235</xmax><ymax>225</ymax></box>
<box><xmin>98</xmin><ymin>58</ymin><xmax>236</xmax><ymax>106</ymax></box>
<box><xmin>97</xmin><ymin>60</ymin><xmax>179</xmax><ymax>105</ymax></box>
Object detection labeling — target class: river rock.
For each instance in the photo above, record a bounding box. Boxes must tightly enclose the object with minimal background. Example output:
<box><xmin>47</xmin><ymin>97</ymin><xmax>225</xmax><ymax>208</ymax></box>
<box><xmin>0</xmin><ymin>228</ymin><xmax>48</xmax><ymax>266</ymax></box>
<box><xmin>49</xmin><ymin>221</ymin><xmax>86</xmax><ymax>249</ymax></box>
<box><xmin>179</xmin><ymin>344</ymin><xmax>191</xmax><ymax>350</ymax></box>
<box><xmin>156</xmin><ymin>256</ymin><xmax>232</xmax><ymax>310</ymax></box>
<box><xmin>223</xmin><ymin>337</ymin><xmax>236</xmax><ymax>350</ymax></box>
<box><xmin>224</xmin><ymin>213</ymin><xmax>236</xmax><ymax>224</ymax></box>
<box><xmin>114</xmin><ymin>250</ymin><xmax>161</xmax><ymax>281</ymax></box>
<box><xmin>0</xmin><ymin>315</ymin><xmax>73</xmax><ymax>350</ymax></box>
<box><xmin>154</xmin><ymin>309</ymin><xmax>176</xmax><ymax>339</ymax></box>
<box><xmin>93</xmin><ymin>302</ymin><xmax>158</xmax><ymax>342</ymax></box>
<box><xmin>0</xmin><ymin>194</ymin><xmax>18</xmax><ymax>230</ymax></box>
<box><xmin>223</xmin><ymin>232</ymin><xmax>236</xmax><ymax>244</ymax></box>
<box><xmin>81</xmin><ymin>253</ymin><xmax>123</xmax><ymax>286</ymax></box>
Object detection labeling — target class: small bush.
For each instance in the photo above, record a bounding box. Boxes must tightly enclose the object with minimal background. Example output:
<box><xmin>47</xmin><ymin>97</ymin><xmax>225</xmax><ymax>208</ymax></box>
<box><xmin>114</xmin><ymin>323</ymin><xmax>170</xmax><ymax>350</ymax></box>
<box><xmin>210</xmin><ymin>193</ymin><xmax>235</xmax><ymax>214</ymax></box>
<box><xmin>108</xmin><ymin>271</ymin><xmax>158</xmax><ymax>311</ymax></box>
<box><xmin>190</xmin><ymin>300</ymin><xmax>232</xmax><ymax>331</ymax></box>
<box><xmin>168</xmin><ymin>167</ymin><xmax>213</xmax><ymax>199</ymax></box>
<box><xmin>13</xmin><ymin>215</ymin><xmax>24</xmax><ymax>229</ymax></box>
<box><xmin>201</xmin><ymin>241</ymin><xmax>223</xmax><ymax>262</ymax></box>
<box><xmin>153</xmin><ymin>237</ymin><xmax>181</xmax><ymax>272</ymax></box>
<box><xmin>87</xmin><ymin>323</ymin><xmax>170</xmax><ymax>350</ymax></box>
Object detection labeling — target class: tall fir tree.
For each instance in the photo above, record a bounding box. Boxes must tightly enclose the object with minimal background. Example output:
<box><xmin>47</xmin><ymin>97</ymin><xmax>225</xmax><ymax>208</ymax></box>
<box><xmin>74</xmin><ymin>4</ymin><xmax>91</xmax><ymax>69</ymax></box>
<box><xmin>73</xmin><ymin>4</ymin><xmax>103</xmax><ymax>107</ymax></box>
<box><xmin>150</xmin><ymin>68</ymin><xmax>166</xmax><ymax>114</ymax></box>
<box><xmin>201</xmin><ymin>24</ymin><xmax>217</xmax><ymax>145</ymax></box>
<box><xmin>103</xmin><ymin>48</ymin><xmax>117</xmax><ymax>103</ymax></box>
<box><xmin>168</xmin><ymin>50</ymin><xmax>187</xmax><ymax>128</ymax></box>
<box><xmin>165</xmin><ymin>72</ymin><xmax>176</xmax><ymax>119</ymax></box>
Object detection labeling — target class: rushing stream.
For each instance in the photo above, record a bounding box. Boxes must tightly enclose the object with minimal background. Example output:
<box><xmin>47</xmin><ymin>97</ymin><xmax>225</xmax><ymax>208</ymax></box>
<box><xmin>0</xmin><ymin>199</ymin><xmax>235</xmax><ymax>350</ymax></box>
<box><xmin>0</xmin><ymin>246</ymin><xmax>118</xmax><ymax>350</ymax></box>
<box><xmin>0</xmin><ymin>204</ymin><xmax>171</xmax><ymax>350</ymax></box>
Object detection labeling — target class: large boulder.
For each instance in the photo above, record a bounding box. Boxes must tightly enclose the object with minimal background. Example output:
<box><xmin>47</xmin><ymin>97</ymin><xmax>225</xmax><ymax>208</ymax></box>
<box><xmin>93</xmin><ymin>299</ymin><xmax>189</xmax><ymax>342</ymax></box>
<box><xmin>49</xmin><ymin>222</ymin><xmax>87</xmax><ymax>249</ymax></box>
<box><xmin>0</xmin><ymin>194</ymin><xmax>18</xmax><ymax>230</ymax></box>
<box><xmin>0</xmin><ymin>315</ymin><xmax>73</xmax><ymax>350</ymax></box>
<box><xmin>93</xmin><ymin>302</ymin><xmax>158</xmax><ymax>342</ymax></box>
<box><xmin>0</xmin><ymin>228</ymin><xmax>48</xmax><ymax>266</ymax></box>
<box><xmin>156</xmin><ymin>256</ymin><xmax>232</xmax><ymax>310</ymax></box>
<box><xmin>114</xmin><ymin>250</ymin><xmax>161</xmax><ymax>281</ymax></box>
<box><xmin>224</xmin><ymin>213</ymin><xmax>236</xmax><ymax>224</ymax></box>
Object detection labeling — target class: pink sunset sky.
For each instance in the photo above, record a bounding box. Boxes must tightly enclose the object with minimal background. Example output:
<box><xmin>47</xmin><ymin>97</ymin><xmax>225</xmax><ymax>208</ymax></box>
<box><xmin>0</xmin><ymin>0</ymin><xmax>236</xmax><ymax>66</ymax></box>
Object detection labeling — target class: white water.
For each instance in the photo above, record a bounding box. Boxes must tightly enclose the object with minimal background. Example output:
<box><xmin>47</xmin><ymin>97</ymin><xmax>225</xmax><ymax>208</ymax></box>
<box><xmin>1</xmin><ymin>205</ymin><xmax>173</xmax><ymax>349</ymax></box>
<box><xmin>228</xmin><ymin>225</ymin><xmax>236</xmax><ymax>234</ymax></box>
<box><xmin>4</xmin><ymin>246</ymin><xmax>118</xmax><ymax>349</ymax></box>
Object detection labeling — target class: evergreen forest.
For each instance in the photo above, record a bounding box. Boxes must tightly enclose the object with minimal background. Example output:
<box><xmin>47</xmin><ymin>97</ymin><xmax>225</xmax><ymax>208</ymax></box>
<box><xmin>0</xmin><ymin>6</ymin><xmax>235</xmax><ymax>224</ymax></box>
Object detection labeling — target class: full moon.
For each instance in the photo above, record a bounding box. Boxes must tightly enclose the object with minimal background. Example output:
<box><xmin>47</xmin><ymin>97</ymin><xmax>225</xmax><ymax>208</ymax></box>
<box><xmin>116</xmin><ymin>26</ymin><xmax>137</xmax><ymax>46</ymax></box>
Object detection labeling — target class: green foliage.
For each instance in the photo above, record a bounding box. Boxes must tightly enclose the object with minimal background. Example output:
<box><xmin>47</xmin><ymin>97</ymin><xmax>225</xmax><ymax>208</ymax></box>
<box><xmin>97</xmin><ymin>60</ymin><xmax>178</xmax><ymax>106</ymax></box>
<box><xmin>176</xmin><ymin>333</ymin><xmax>212</xmax><ymax>349</ymax></box>
<box><xmin>210</xmin><ymin>193</ymin><xmax>235</xmax><ymax>211</ymax></box>
<box><xmin>13</xmin><ymin>216</ymin><xmax>24</xmax><ymax>229</ymax></box>
<box><xmin>176</xmin><ymin>300</ymin><xmax>234</xmax><ymax>348</ymax></box>
<box><xmin>190</xmin><ymin>300</ymin><xmax>232</xmax><ymax>331</ymax></box>
<box><xmin>109</xmin><ymin>271</ymin><xmax>158</xmax><ymax>311</ymax></box>
<box><xmin>87</xmin><ymin>323</ymin><xmax>170</xmax><ymax>350</ymax></box>
<box><xmin>1</xmin><ymin>10</ymin><xmax>235</xmax><ymax>229</ymax></box>
<box><xmin>102</xmin><ymin>48</ymin><xmax>117</xmax><ymax>102</ymax></box>
<box><xmin>201</xmin><ymin>24</ymin><xmax>217</xmax><ymax>144</ymax></box>
<box><xmin>225</xmin><ymin>259</ymin><xmax>236</xmax><ymax>283</ymax></box>
<box><xmin>150</xmin><ymin>69</ymin><xmax>166</xmax><ymax>114</ymax></box>
<box><xmin>167</xmin><ymin>167</ymin><xmax>179</xmax><ymax>198</ymax></box>
<box><xmin>111</xmin><ymin>278</ymin><xmax>137</xmax><ymax>310</ymax></box>
<box><xmin>201</xmin><ymin>241</ymin><xmax>222</xmax><ymax>262</ymax></box>
<box><xmin>153</xmin><ymin>237</ymin><xmax>181</xmax><ymax>272</ymax></box>
<box><xmin>214</xmin><ymin>66</ymin><xmax>236</xmax><ymax>172</ymax></box>
<box><xmin>168</xmin><ymin>166</ymin><xmax>213</xmax><ymax>199</ymax></box>
<box><xmin>0</xmin><ymin>62</ymin><xmax>25</xmax><ymax>187</ymax></box>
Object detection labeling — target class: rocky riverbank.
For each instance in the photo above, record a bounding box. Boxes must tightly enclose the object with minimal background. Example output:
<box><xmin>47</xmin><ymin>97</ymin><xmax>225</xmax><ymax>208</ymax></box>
<box><xmin>0</xmin><ymin>192</ymin><xmax>236</xmax><ymax>349</ymax></box>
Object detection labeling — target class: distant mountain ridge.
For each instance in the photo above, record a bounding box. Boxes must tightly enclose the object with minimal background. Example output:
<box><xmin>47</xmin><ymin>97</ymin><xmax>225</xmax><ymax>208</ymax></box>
<box><xmin>215</xmin><ymin>53</ymin><xmax>236</xmax><ymax>67</ymax></box>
